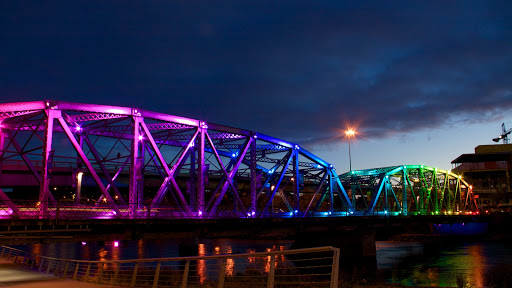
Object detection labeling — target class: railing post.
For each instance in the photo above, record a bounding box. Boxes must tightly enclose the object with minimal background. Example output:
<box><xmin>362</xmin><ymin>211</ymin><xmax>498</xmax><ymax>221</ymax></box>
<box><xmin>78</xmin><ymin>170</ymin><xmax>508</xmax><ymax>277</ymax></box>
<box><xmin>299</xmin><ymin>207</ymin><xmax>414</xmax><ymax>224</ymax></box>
<box><xmin>130</xmin><ymin>263</ymin><xmax>139</xmax><ymax>288</ymax></box>
<box><xmin>152</xmin><ymin>262</ymin><xmax>161</xmax><ymax>288</ymax></box>
<box><xmin>218</xmin><ymin>259</ymin><xmax>226</xmax><ymax>288</ymax></box>
<box><xmin>112</xmin><ymin>262</ymin><xmax>120</xmax><ymax>285</ymax></box>
<box><xmin>0</xmin><ymin>247</ymin><xmax>5</xmax><ymax>257</ymax></box>
<box><xmin>63</xmin><ymin>261</ymin><xmax>69</xmax><ymax>278</ymax></box>
<box><xmin>46</xmin><ymin>259</ymin><xmax>52</xmax><ymax>274</ymax></box>
<box><xmin>53</xmin><ymin>260</ymin><xmax>59</xmax><ymax>276</ymax></box>
<box><xmin>267</xmin><ymin>255</ymin><xmax>275</xmax><ymax>288</ymax></box>
<box><xmin>39</xmin><ymin>257</ymin><xmax>44</xmax><ymax>272</ymax></box>
<box><xmin>73</xmin><ymin>262</ymin><xmax>80</xmax><ymax>280</ymax></box>
<box><xmin>330</xmin><ymin>248</ymin><xmax>340</xmax><ymax>288</ymax></box>
<box><xmin>85</xmin><ymin>263</ymin><xmax>91</xmax><ymax>279</ymax></box>
<box><xmin>180</xmin><ymin>260</ymin><xmax>190</xmax><ymax>288</ymax></box>
<box><xmin>97</xmin><ymin>263</ymin><xmax>104</xmax><ymax>283</ymax></box>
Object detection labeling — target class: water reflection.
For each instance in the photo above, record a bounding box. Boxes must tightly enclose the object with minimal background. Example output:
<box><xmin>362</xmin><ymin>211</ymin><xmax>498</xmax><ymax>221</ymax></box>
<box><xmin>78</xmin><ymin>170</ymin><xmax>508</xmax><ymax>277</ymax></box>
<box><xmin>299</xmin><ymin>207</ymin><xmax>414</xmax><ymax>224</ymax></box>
<box><xmin>224</xmin><ymin>246</ymin><xmax>234</xmax><ymax>277</ymax></box>
<box><xmin>197</xmin><ymin>243</ymin><xmax>206</xmax><ymax>284</ymax></box>
<box><xmin>98</xmin><ymin>248</ymin><xmax>108</xmax><ymax>269</ymax></box>
<box><xmin>466</xmin><ymin>245</ymin><xmax>484</xmax><ymax>287</ymax></box>
<box><xmin>137</xmin><ymin>239</ymin><xmax>143</xmax><ymax>259</ymax></box>
<box><xmin>377</xmin><ymin>240</ymin><xmax>511</xmax><ymax>287</ymax></box>
<box><xmin>12</xmin><ymin>238</ymin><xmax>512</xmax><ymax>287</ymax></box>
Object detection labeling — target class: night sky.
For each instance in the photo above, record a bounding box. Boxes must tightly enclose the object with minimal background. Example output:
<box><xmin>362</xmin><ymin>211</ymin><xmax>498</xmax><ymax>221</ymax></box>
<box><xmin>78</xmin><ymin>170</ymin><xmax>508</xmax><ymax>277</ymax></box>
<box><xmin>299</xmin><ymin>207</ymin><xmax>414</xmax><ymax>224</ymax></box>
<box><xmin>1</xmin><ymin>1</ymin><xmax>512</xmax><ymax>172</ymax></box>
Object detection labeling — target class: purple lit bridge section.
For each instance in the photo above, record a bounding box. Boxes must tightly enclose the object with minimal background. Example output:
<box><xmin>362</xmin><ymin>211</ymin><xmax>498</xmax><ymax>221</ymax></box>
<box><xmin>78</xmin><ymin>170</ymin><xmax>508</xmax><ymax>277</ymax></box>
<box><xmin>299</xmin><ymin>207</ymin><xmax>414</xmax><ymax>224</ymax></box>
<box><xmin>0</xmin><ymin>101</ymin><xmax>476</xmax><ymax>220</ymax></box>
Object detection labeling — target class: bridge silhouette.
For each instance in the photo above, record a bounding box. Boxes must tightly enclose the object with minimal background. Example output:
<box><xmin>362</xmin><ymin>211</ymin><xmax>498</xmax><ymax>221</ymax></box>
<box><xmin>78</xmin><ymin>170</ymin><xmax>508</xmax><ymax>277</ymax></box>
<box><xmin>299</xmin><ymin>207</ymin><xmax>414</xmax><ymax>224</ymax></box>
<box><xmin>0</xmin><ymin>101</ymin><xmax>478</xmax><ymax>220</ymax></box>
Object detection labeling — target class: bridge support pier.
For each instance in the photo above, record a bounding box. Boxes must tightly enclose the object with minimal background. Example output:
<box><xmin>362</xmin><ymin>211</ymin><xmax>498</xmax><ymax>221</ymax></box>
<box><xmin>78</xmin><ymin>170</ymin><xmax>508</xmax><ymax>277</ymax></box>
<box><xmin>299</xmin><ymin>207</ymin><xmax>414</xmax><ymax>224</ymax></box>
<box><xmin>291</xmin><ymin>228</ymin><xmax>376</xmax><ymax>260</ymax></box>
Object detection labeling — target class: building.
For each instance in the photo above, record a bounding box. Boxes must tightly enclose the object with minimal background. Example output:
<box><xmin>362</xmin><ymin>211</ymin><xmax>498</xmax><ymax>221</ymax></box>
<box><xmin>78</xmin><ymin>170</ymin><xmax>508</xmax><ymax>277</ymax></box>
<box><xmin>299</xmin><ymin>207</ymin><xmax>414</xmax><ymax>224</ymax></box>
<box><xmin>451</xmin><ymin>144</ymin><xmax>512</xmax><ymax>210</ymax></box>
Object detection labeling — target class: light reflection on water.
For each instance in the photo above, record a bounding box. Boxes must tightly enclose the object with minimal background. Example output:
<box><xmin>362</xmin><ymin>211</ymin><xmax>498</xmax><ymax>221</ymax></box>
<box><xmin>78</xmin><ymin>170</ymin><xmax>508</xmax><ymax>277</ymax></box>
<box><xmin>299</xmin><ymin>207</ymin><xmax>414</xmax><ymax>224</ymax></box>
<box><xmin>377</xmin><ymin>240</ymin><xmax>512</xmax><ymax>287</ymax></box>
<box><xmin>14</xmin><ymin>239</ymin><xmax>512</xmax><ymax>287</ymax></box>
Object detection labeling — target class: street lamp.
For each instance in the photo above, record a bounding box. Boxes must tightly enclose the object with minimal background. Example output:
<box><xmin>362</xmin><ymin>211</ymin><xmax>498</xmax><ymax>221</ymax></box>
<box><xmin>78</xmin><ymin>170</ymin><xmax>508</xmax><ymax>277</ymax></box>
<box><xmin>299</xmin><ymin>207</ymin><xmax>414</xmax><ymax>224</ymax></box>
<box><xmin>345</xmin><ymin>129</ymin><xmax>356</xmax><ymax>171</ymax></box>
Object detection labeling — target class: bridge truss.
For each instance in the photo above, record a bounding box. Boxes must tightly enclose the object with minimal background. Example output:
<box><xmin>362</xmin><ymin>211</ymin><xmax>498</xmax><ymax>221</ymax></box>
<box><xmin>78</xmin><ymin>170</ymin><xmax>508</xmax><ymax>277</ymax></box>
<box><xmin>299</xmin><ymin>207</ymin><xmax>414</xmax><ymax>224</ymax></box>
<box><xmin>339</xmin><ymin>165</ymin><xmax>478</xmax><ymax>216</ymax></box>
<box><xmin>0</xmin><ymin>100</ymin><xmax>356</xmax><ymax>219</ymax></box>
<box><xmin>0</xmin><ymin>101</ymin><xmax>477</xmax><ymax>219</ymax></box>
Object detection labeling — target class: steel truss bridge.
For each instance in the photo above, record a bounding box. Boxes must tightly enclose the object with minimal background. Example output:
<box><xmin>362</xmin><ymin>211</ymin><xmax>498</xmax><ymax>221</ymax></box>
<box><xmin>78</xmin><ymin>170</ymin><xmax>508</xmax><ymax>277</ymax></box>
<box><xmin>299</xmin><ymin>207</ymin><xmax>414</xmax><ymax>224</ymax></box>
<box><xmin>340</xmin><ymin>165</ymin><xmax>478</xmax><ymax>216</ymax></box>
<box><xmin>0</xmin><ymin>101</ymin><xmax>477</xmax><ymax>220</ymax></box>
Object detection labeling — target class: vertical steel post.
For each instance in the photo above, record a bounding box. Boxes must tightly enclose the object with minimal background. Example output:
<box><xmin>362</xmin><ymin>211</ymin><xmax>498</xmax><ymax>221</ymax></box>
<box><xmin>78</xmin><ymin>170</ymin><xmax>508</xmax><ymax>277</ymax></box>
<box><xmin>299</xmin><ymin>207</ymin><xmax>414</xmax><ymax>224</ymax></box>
<box><xmin>432</xmin><ymin>172</ymin><xmax>438</xmax><ymax>213</ymax></box>
<box><xmin>249</xmin><ymin>135</ymin><xmax>257</xmax><ymax>215</ymax></box>
<box><xmin>39</xmin><ymin>109</ymin><xmax>56</xmax><ymax>219</ymax></box>
<box><xmin>197</xmin><ymin>124</ymin><xmax>206</xmax><ymax>215</ymax></box>
<box><xmin>328</xmin><ymin>171</ymin><xmax>334</xmax><ymax>213</ymax></box>
<box><xmin>140</xmin><ymin>139</ymin><xmax>145</xmax><ymax>209</ymax></box>
<box><xmin>75</xmin><ymin>135</ymin><xmax>83</xmax><ymax>204</ymax></box>
<box><xmin>189</xmin><ymin>148</ymin><xmax>196</xmax><ymax>210</ymax></box>
<box><xmin>293</xmin><ymin>148</ymin><xmax>300</xmax><ymax>213</ymax></box>
<box><xmin>402</xmin><ymin>168</ymin><xmax>408</xmax><ymax>216</ymax></box>
<box><xmin>129</xmin><ymin>116</ymin><xmax>142</xmax><ymax>218</ymax></box>
<box><xmin>0</xmin><ymin>129</ymin><xmax>5</xmax><ymax>183</ymax></box>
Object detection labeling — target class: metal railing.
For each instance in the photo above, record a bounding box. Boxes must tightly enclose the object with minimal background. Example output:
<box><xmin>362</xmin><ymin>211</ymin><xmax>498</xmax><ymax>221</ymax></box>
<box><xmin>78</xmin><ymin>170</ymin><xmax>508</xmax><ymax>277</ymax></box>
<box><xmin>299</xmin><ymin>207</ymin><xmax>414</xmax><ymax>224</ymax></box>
<box><xmin>0</xmin><ymin>199</ymin><xmax>355</xmax><ymax>220</ymax></box>
<box><xmin>0</xmin><ymin>245</ymin><xmax>339</xmax><ymax>288</ymax></box>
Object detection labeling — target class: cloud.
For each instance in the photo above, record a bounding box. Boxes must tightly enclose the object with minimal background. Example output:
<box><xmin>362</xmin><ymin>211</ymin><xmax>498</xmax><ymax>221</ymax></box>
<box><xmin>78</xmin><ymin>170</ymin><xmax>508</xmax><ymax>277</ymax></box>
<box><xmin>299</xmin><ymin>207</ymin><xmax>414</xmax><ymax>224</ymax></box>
<box><xmin>1</xmin><ymin>1</ymin><xmax>511</xmax><ymax>146</ymax></box>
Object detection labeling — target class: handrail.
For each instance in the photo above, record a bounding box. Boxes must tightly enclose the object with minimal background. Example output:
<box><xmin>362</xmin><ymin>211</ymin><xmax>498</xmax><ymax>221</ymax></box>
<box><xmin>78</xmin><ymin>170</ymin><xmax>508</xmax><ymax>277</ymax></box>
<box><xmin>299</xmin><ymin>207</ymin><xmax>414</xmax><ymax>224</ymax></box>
<box><xmin>0</xmin><ymin>244</ymin><xmax>340</xmax><ymax>288</ymax></box>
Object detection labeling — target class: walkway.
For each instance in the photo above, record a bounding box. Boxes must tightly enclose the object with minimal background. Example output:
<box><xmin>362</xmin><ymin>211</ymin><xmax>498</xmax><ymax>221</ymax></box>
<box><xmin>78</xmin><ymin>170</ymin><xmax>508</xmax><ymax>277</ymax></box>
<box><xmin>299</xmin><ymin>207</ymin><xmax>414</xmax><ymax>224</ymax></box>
<box><xmin>0</xmin><ymin>259</ymin><xmax>115</xmax><ymax>288</ymax></box>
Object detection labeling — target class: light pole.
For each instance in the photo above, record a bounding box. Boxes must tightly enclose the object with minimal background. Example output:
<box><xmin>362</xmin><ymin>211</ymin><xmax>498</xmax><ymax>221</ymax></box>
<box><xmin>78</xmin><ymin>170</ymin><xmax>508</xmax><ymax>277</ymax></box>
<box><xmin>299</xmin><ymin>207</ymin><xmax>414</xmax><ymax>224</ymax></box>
<box><xmin>345</xmin><ymin>129</ymin><xmax>355</xmax><ymax>171</ymax></box>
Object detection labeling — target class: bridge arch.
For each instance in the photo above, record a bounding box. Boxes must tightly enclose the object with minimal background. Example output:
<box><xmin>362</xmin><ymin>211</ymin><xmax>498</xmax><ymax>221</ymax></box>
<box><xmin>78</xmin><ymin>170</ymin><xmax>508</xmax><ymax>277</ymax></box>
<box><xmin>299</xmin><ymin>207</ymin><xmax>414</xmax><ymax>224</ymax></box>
<box><xmin>0</xmin><ymin>100</ymin><xmax>354</xmax><ymax>219</ymax></box>
<box><xmin>339</xmin><ymin>165</ymin><xmax>478</xmax><ymax>215</ymax></box>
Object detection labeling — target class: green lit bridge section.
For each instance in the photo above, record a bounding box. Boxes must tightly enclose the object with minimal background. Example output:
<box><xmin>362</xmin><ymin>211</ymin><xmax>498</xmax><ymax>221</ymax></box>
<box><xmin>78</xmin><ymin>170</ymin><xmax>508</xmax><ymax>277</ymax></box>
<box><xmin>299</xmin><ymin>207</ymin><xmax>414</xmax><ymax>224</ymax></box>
<box><xmin>339</xmin><ymin>165</ymin><xmax>478</xmax><ymax>216</ymax></box>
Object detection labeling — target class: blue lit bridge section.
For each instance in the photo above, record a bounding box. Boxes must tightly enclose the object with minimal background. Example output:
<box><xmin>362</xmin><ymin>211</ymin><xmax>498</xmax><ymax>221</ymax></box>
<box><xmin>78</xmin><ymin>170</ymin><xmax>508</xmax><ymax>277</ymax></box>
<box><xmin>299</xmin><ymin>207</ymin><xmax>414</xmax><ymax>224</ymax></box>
<box><xmin>339</xmin><ymin>165</ymin><xmax>478</xmax><ymax>216</ymax></box>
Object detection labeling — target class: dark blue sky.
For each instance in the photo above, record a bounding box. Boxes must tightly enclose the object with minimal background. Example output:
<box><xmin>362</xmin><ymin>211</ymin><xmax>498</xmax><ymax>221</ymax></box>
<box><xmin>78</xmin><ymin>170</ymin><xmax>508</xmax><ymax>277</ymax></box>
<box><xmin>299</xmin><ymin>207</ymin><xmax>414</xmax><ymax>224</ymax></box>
<box><xmin>2</xmin><ymin>1</ymin><xmax>512</xmax><ymax>171</ymax></box>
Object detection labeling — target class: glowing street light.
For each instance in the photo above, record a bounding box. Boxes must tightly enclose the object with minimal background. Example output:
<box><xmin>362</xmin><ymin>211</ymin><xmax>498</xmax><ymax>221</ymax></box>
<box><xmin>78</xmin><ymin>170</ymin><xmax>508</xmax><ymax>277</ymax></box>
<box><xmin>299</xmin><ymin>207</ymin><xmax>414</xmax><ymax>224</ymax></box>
<box><xmin>345</xmin><ymin>129</ymin><xmax>356</xmax><ymax>171</ymax></box>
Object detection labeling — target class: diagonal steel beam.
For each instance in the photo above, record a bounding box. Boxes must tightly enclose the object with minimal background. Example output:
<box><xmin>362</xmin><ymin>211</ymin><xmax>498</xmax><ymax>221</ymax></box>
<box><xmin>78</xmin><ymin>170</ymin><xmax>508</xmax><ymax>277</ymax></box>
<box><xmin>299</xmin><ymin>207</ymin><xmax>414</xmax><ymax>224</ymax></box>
<box><xmin>262</xmin><ymin>151</ymin><xmax>293</xmax><ymax>214</ymax></box>
<box><xmin>278</xmin><ymin>190</ymin><xmax>293</xmax><ymax>213</ymax></box>
<box><xmin>304</xmin><ymin>171</ymin><xmax>328</xmax><ymax>215</ymax></box>
<box><xmin>208</xmin><ymin>137</ymin><xmax>252</xmax><ymax>217</ymax></box>
<box><xmin>205</xmin><ymin>132</ymin><xmax>245</xmax><ymax>212</ymax></box>
<box><xmin>148</xmin><ymin>124</ymin><xmax>198</xmax><ymax>214</ymax></box>
<box><xmin>83</xmin><ymin>135</ymin><xmax>126</xmax><ymax>205</ymax></box>
<box><xmin>366</xmin><ymin>174</ymin><xmax>386</xmax><ymax>214</ymax></box>
<box><xmin>57</xmin><ymin>116</ymin><xmax>120</xmax><ymax>215</ymax></box>
<box><xmin>104</xmin><ymin>156</ymin><xmax>130</xmax><ymax>201</ymax></box>
<box><xmin>333</xmin><ymin>172</ymin><xmax>355</xmax><ymax>212</ymax></box>
<box><xmin>0</xmin><ymin>187</ymin><xmax>20</xmax><ymax>217</ymax></box>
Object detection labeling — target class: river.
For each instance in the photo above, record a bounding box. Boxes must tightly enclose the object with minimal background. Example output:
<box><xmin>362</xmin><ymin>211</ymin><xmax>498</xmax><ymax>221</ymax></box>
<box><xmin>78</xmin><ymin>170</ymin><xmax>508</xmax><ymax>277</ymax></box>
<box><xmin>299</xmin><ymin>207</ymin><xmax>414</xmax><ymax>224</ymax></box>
<box><xmin>11</xmin><ymin>238</ymin><xmax>512</xmax><ymax>287</ymax></box>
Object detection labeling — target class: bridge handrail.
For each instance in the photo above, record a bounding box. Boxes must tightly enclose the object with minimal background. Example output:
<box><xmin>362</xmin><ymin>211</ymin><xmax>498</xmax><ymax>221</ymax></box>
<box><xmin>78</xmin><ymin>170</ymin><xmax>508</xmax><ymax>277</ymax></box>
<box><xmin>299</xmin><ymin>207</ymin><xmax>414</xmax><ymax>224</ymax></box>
<box><xmin>0</xmin><ymin>244</ymin><xmax>340</xmax><ymax>288</ymax></box>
